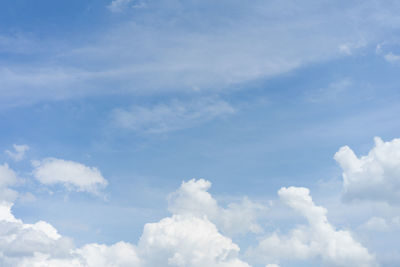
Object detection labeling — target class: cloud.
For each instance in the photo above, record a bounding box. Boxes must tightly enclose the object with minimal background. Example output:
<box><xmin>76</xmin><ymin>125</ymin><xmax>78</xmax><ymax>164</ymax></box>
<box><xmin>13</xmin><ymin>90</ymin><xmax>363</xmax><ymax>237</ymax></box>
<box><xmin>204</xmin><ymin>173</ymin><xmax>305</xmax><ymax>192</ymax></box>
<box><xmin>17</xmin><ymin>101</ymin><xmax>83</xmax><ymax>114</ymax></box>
<box><xmin>5</xmin><ymin>144</ymin><xmax>30</xmax><ymax>162</ymax></box>
<box><xmin>0</xmin><ymin>163</ymin><xmax>20</xmax><ymax>202</ymax></box>
<box><xmin>334</xmin><ymin>137</ymin><xmax>400</xmax><ymax>203</ymax></box>
<box><xmin>249</xmin><ymin>186</ymin><xmax>376</xmax><ymax>267</ymax></box>
<box><xmin>384</xmin><ymin>52</ymin><xmax>400</xmax><ymax>63</ymax></box>
<box><xmin>168</xmin><ymin>179</ymin><xmax>265</xmax><ymax>236</ymax></box>
<box><xmin>138</xmin><ymin>215</ymin><xmax>250</xmax><ymax>267</ymax></box>
<box><xmin>4</xmin><ymin>1</ymin><xmax>400</xmax><ymax>106</ymax></box>
<box><xmin>0</xmin><ymin>178</ymin><xmax>251</xmax><ymax>267</ymax></box>
<box><xmin>32</xmin><ymin>158</ymin><xmax>108</xmax><ymax>195</ymax></box>
<box><xmin>360</xmin><ymin>217</ymin><xmax>389</xmax><ymax>232</ymax></box>
<box><xmin>112</xmin><ymin>98</ymin><xmax>236</xmax><ymax>133</ymax></box>
<box><xmin>360</xmin><ymin>216</ymin><xmax>400</xmax><ymax>232</ymax></box>
<box><xmin>107</xmin><ymin>0</ymin><xmax>134</xmax><ymax>12</ymax></box>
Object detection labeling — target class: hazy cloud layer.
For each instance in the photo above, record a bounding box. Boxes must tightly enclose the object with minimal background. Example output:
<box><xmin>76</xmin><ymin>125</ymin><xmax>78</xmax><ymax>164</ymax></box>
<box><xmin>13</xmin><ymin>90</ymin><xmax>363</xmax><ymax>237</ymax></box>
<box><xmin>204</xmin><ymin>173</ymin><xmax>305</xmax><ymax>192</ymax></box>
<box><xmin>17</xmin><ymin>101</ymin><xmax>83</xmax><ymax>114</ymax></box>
<box><xmin>3</xmin><ymin>1</ymin><xmax>400</xmax><ymax>106</ymax></box>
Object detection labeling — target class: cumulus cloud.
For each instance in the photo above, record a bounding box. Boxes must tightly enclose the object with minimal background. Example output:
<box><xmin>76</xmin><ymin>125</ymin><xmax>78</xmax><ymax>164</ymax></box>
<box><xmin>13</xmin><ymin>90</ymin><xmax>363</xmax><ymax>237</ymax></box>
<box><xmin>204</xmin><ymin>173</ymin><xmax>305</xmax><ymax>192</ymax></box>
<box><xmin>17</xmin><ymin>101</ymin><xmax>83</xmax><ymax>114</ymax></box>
<box><xmin>0</xmin><ymin>178</ymin><xmax>251</xmax><ymax>267</ymax></box>
<box><xmin>5</xmin><ymin>144</ymin><xmax>30</xmax><ymax>162</ymax></box>
<box><xmin>112</xmin><ymin>98</ymin><xmax>236</xmax><ymax>133</ymax></box>
<box><xmin>334</xmin><ymin>137</ymin><xmax>400</xmax><ymax>203</ymax></box>
<box><xmin>249</xmin><ymin>186</ymin><xmax>376</xmax><ymax>267</ymax></box>
<box><xmin>0</xmin><ymin>201</ymin><xmax>75</xmax><ymax>266</ymax></box>
<box><xmin>138</xmin><ymin>215</ymin><xmax>250</xmax><ymax>267</ymax></box>
<box><xmin>32</xmin><ymin>158</ymin><xmax>108</xmax><ymax>195</ymax></box>
<box><xmin>168</xmin><ymin>179</ymin><xmax>265</xmax><ymax>236</ymax></box>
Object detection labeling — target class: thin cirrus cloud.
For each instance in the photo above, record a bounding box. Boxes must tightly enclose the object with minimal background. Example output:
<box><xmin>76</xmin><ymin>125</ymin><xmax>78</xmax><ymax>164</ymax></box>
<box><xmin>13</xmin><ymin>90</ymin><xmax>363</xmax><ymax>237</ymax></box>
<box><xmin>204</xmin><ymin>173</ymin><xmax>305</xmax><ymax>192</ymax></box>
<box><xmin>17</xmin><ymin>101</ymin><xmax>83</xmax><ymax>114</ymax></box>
<box><xmin>3</xmin><ymin>1</ymin><xmax>400</xmax><ymax>106</ymax></box>
<box><xmin>334</xmin><ymin>137</ymin><xmax>400</xmax><ymax>203</ymax></box>
<box><xmin>111</xmin><ymin>98</ymin><xmax>236</xmax><ymax>133</ymax></box>
<box><xmin>31</xmin><ymin>158</ymin><xmax>108</xmax><ymax>195</ymax></box>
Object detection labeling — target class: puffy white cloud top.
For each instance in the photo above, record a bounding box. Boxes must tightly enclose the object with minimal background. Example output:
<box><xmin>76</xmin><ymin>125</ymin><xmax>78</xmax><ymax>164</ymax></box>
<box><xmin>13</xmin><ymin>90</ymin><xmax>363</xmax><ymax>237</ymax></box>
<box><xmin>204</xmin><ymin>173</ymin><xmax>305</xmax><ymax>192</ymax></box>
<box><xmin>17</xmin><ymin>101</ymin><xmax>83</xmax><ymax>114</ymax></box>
<box><xmin>249</xmin><ymin>186</ymin><xmax>376</xmax><ymax>267</ymax></box>
<box><xmin>32</xmin><ymin>158</ymin><xmax>108</xmax><ymax>195</ymax></box>
<box><xmin>0</xmin><ymin>178</ymin><xmax>250</xmax><ymax>266</ymax></box>
<box><xmin>0</xmin><ymin>155</ymin><xmax>381</xmax><ymax>267</ymax></box>
<box><xmin>168</xmin><ymin>179</ymin><xmax>265</xmax><ymax>235</ymax></box>
<box><xmin>334</xmin><ymin>137</ymin><xmax>400</xmax><ymax>203</ymax></box>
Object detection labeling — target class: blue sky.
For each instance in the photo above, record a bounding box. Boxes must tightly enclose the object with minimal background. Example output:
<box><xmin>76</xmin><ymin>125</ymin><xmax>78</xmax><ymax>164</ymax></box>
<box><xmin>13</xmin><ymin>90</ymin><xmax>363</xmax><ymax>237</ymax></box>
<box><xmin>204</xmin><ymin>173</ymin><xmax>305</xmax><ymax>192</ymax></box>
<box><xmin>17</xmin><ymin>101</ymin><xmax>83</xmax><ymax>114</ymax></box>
<box><xmin>1</xmin><ymin>1</ymin><xmax>400</xmax><ymax>266</ymax></box>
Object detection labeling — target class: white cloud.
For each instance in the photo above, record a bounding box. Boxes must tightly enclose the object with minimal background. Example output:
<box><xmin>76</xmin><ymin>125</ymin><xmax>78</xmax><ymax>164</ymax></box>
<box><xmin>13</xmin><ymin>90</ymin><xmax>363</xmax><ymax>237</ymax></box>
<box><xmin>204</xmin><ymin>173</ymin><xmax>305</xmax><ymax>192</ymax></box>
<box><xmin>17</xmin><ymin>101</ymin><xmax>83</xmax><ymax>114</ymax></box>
<box><xmin>32</xmin><ymin>158</ymin><xmax>108</xmax><ymax>195</ymax></box>
<box><xmin>0</xmin><ymin>177</ymin><xmax>251</xmax><ymax>267</ymax></box>
<box><xmin>138</xmin><ymin>215</ymin><xmax>250</xmax><ymax>267</ymax></box>
<box><xmin>112</xmin><ymin>98</ymin><xmax>236</xmax><ymax>133</ymax></box>
<box><xmin>168</xmin><ymin>179</ymin><xmax>265</xmax><ymax>236</ymax></box>
<box><xmin>5</xmin><ymin>144</ymin><xmax>30</xmax><ymax>162</ymax></box>
<box><xmin>334</xmin><ymin>137</ymin><xmax>400</xmax><ymax>203</ymax></box>
<box><xmin>249</xmin><ymin>186</ymin><xmax>376</xmax><ymax>267</ymax></box>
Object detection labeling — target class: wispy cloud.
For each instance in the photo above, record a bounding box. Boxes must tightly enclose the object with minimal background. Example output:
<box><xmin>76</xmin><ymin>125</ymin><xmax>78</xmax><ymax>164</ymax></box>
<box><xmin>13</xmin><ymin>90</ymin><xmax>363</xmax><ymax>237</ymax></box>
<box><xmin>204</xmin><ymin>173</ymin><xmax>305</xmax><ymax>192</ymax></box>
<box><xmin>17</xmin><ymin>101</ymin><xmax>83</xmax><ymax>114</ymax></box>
<box><xmin>5</xmin><ymin>144</ymin><xmax>30</xmax><ymax>162</ymax></box>
<box><xmin>3</xmin><ymin>0</ymin><xmax>400</xmax><ymax>106</ymax></box>
<box><xmin>111</xmin><ymin>98</ymin><xmax>236</xmax><ymax>133</ymax></box>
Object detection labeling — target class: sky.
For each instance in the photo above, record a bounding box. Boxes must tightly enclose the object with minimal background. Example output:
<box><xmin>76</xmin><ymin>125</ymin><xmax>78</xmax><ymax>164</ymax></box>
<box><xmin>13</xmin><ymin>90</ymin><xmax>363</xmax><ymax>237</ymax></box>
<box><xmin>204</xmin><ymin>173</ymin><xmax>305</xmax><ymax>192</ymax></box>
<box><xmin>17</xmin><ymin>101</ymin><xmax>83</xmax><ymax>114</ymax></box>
<box><xmin>1</xmin><ymin>0</ymin><xmax>400</xmax><ymax>266</ymax></box>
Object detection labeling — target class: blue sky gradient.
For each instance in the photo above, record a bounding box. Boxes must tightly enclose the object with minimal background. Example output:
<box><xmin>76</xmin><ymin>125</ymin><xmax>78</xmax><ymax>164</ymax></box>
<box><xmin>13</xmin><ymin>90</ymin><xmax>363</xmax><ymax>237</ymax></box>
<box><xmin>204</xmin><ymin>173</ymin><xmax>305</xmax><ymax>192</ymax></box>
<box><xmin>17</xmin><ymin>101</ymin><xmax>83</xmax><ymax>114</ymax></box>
<box><xmin>2</xmin><ymin>1</ymin><xmax>400</xmax><ymax>266</ymax></box>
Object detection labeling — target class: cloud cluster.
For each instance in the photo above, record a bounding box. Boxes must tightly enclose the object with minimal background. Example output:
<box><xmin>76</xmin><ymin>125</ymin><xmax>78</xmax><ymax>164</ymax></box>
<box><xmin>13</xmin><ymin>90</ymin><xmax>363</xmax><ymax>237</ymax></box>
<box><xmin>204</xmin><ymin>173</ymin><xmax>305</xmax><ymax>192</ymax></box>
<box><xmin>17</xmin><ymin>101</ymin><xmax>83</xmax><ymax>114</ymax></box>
<box><xmin>5</xmin><ymin>137</ymin><xmax>398</xmax><ymax>266</ymax></box>
<box><xmin>0</xmin><ymin>167</ymin><xmax>378</xmax><ymax>267</ymax></box>
<box><xmin>31</xmin><ymin>158</ymin><xmax>108</xmax><ymax>195</ymax></box>
<box><xmin>249</xmin><ymin>187</ymin><xmax>376</xmax><ymax>267</ymax></box>
<box><xmin>334</xmin><ymin>137</ymin><xmax>400</xmax><ymax>203</ymax></box>
<box><xmin>0</xmin><ymin>176</ymin><xmax>250</xmax><ymax>266</ymax></box>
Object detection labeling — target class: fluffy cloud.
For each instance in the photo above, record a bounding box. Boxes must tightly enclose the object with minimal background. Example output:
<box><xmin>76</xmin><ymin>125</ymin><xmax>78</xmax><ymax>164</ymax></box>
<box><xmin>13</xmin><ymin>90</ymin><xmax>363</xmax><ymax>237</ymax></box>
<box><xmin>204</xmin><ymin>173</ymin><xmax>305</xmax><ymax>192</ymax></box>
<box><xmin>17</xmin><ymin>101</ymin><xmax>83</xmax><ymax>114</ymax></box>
<box><xmin>5</xmin><ymin>144</ymin><xmax>30</xmax><ymax>162</ymax></box>
<box><xmin>32</xmin><ymin>158</ymin><xmax>108</xmax><ymax>195</ymax></box>
<box><xmin>334</xmin><ymin>137</ymin><xmax>400</xmax><ymax>203</ymax></box>
<box><xmin>138</xmin><ymin>215</ymin><xmax>250</xmax><ymax>267</ymax></box>
<box><xmin>249</xmin><ymin>186</ymin><xmax>376</xmax><ymax>267</ymax></box>
<box><xmin>0</xmin><ymin>201</ymin><xmax>75</xmax><ymax>266</ymax></box>
<box><xmin>0</xmin><ymin>178</ymin><xmax>250</xmax><ymax>267</ymax></box>
<box><xmin>168</xmin><ymin>179</ymin><xmax>265</xmax><ymax>236</ymax></box>
<box><xmin>112</xmin><ymin>98</ymin><xmax>235</xmax><ymax>133</ymax></box>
